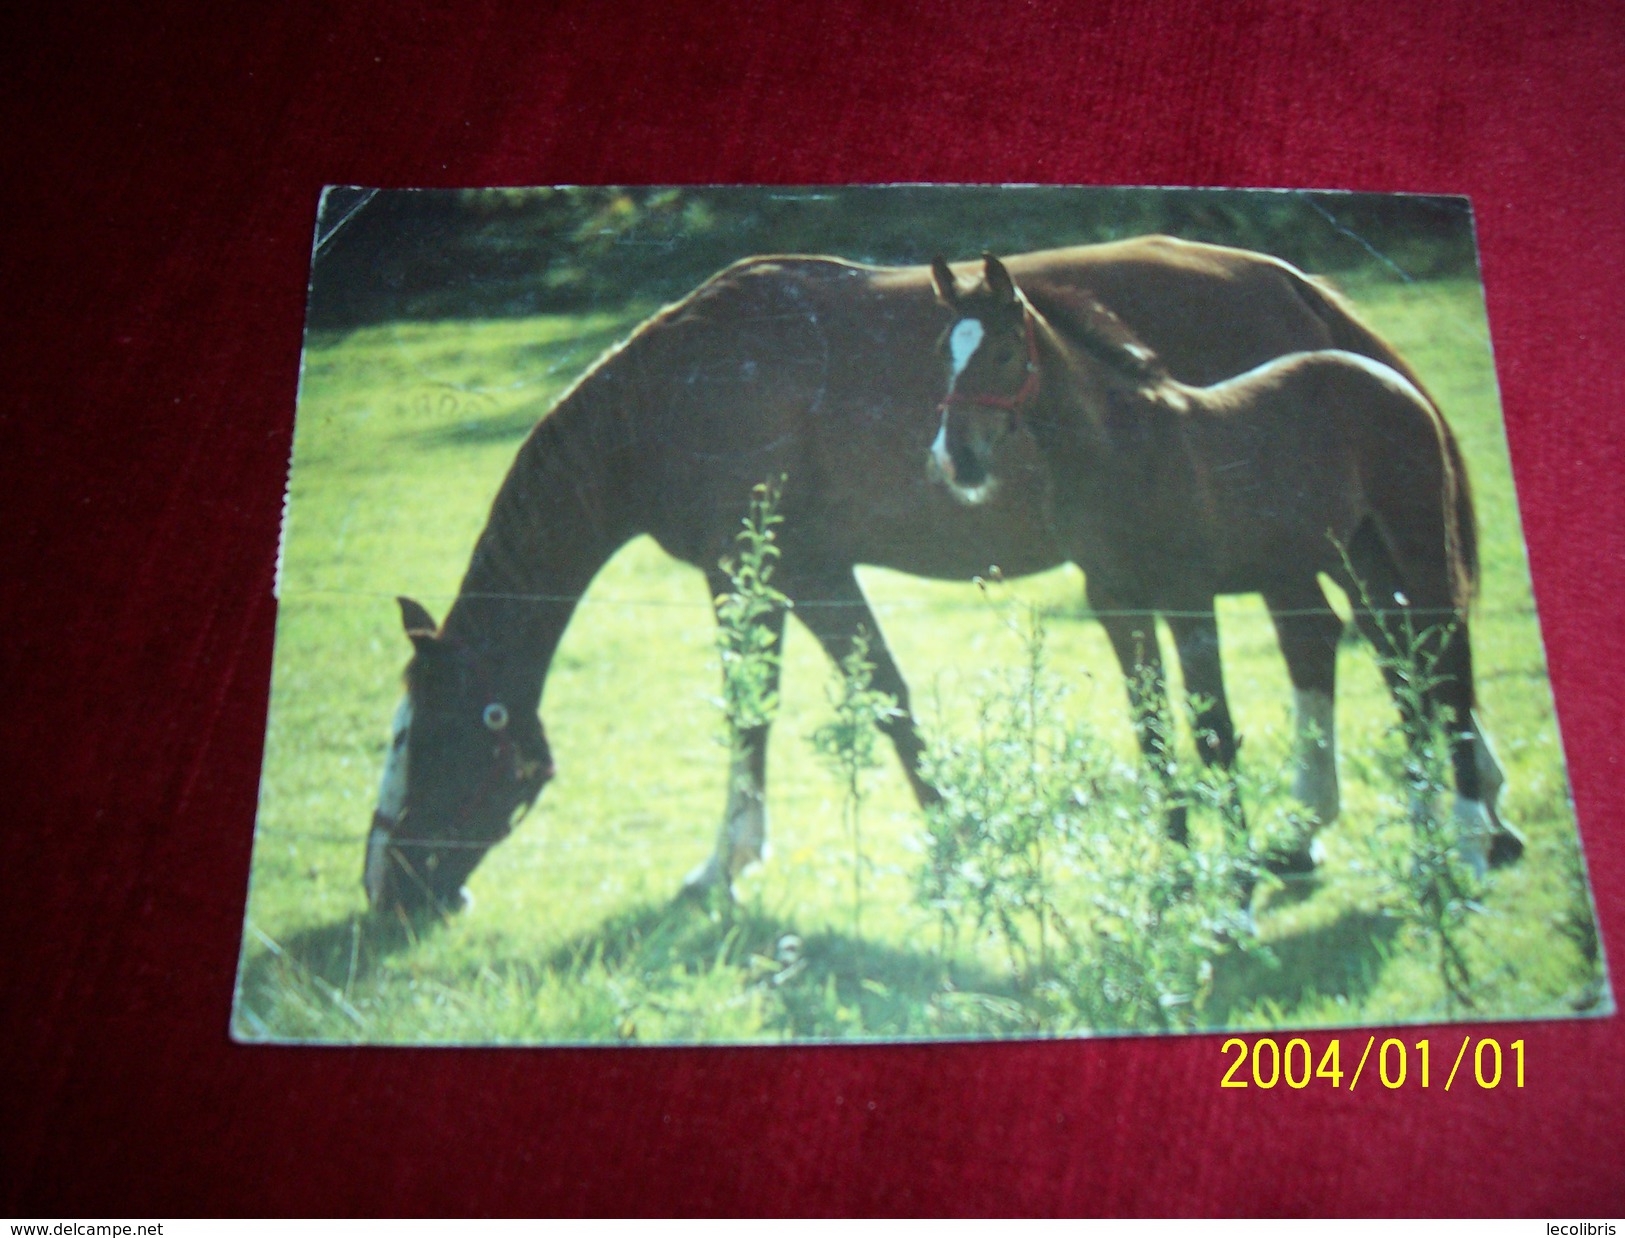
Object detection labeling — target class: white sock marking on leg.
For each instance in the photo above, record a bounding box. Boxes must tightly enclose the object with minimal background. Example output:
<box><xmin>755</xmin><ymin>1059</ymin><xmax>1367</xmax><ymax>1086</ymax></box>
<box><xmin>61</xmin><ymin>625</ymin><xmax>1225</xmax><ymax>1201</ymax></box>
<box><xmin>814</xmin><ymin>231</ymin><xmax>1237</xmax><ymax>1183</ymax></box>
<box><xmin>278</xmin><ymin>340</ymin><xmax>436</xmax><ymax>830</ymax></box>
<box><xmin>721</xmin><ymin>750</ymin><xmax>767</xmax><ymax>877</ymax></box>
<box><xmin>1471</xmin><ymin>711</ymin><xmax>1506</xmax><ymax>808</ymax></box>
<box><xmin>1453</xmin><ymin>797</ymin><xmax>1492</xmax><ymax>878</ymax></box>
<box><xmin>1291</xmin><ymin>687</ymin><xmax>1339</xmax><ymax>823</ymax></box>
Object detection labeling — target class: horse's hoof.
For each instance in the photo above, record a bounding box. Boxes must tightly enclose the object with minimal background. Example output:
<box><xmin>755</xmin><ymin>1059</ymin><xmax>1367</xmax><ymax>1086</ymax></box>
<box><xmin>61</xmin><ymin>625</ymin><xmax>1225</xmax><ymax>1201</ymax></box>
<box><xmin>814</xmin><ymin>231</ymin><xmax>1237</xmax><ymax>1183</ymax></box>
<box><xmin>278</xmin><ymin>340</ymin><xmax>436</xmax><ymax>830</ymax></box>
<box><xmin>1263</xmin><ymin>837</ymin><xmax>1325</xmax><ymax>878</ymax></box>
<box><xmin>1228</xmin><ymin>906</ymin><xmax>1258</xmax><ymax>941</ymax></box>
<box><xmin>1233</xmin><ymin>872</ymin><xmax>1258</xmax><ymax>910</ymax></box>
<box><xmin>1488</xmin><ymin>823</ymin><xmax>1527</xmax><ymax>869</ymax></box>
<box><xmin>1165</xmin><ymin>804</ymin><xmax>1190</xmax><ymax>847</ymax></box>
<box><xmin>1168</xmin><ymin>866</ymin><xmax>1195</xmax><ymax>900</ymax></box>
<box><xmin>679</xmin><ymin>857</ymin><xmax>734</xmax><ymax>903</ymax></box>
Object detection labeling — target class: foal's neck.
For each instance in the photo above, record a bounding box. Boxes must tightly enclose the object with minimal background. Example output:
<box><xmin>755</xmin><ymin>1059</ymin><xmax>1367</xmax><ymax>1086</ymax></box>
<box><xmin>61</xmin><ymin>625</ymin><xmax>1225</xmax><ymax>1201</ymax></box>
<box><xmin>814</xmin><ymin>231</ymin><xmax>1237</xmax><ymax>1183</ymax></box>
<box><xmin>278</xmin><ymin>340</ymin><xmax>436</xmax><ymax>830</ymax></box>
<box><xmin>1024</xmin><ymin>317</ymin><xmax>1189</xmax><ymax>520</ymax></box>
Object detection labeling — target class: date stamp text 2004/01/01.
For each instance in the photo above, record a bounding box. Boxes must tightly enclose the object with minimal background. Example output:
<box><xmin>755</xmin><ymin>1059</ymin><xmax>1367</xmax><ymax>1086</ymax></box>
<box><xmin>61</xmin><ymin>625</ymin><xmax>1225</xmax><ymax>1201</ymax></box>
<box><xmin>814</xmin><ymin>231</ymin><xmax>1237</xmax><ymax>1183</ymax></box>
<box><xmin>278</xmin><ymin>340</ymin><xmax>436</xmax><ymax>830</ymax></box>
<box><xmin>1221</xmin><ymin>1035</ymin><xmax>1526</xmax><ymax>1090</ymax></box>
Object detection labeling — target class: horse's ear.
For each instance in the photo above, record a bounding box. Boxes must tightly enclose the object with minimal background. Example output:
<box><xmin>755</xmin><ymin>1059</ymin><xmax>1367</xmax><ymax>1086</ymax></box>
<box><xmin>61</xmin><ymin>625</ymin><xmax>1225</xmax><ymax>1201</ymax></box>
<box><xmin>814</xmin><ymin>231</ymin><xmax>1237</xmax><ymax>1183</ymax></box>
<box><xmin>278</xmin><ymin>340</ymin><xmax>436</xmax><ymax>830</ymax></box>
<box><xmin>982</xmin><ymin>253</ymin><xmax>1016</xmax><ymax>305</ymax></box>
<box><xmin>398</xmin><ymin>596</ymin><xmax>439</xmax><ymax>640</ymax></box>
<box><xmin>930</xmin><ymin>256</ymin><xmax>959</xmax><ymax>307</ymax></box>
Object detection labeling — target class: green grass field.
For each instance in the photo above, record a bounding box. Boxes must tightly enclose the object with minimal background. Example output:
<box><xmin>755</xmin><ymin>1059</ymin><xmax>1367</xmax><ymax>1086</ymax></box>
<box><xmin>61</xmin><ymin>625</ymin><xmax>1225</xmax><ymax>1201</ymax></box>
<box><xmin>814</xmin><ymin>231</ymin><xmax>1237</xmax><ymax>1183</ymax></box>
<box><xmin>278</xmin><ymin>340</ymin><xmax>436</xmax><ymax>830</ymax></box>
<box><xmin>233</xmin><ymin>274</ymin><xmax>1609</xmax><ymax>1044</ymax></box>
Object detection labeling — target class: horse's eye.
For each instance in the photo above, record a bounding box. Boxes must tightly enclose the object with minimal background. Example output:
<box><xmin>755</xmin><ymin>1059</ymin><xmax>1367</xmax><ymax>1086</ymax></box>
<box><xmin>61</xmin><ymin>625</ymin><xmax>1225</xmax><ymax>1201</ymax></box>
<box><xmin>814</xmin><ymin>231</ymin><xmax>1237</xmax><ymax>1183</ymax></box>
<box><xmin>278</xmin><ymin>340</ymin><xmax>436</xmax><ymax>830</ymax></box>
<box><xmin>483</xmin><ymin>702</ymin><xmax>509</xmax><ymax>732</ymax></box>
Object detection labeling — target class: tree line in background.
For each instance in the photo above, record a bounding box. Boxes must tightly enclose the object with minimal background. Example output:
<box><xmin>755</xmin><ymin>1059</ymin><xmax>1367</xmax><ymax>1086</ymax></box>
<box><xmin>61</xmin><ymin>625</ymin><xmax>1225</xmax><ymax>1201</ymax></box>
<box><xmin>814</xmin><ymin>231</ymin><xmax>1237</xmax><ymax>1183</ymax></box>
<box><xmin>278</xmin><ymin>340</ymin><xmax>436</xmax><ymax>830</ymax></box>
<box><xmin>307</xmin><ymin>185</ymin><xmax>1478</xmax><ymax>330</ymax></box>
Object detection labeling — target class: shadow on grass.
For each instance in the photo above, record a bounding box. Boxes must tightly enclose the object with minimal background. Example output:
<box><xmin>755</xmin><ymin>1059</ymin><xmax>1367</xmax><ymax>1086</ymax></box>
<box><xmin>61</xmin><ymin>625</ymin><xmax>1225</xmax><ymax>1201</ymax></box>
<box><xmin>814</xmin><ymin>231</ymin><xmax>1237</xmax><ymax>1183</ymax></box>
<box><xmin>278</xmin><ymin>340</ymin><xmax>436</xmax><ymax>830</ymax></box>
<box><xmin>234</xmin><ymin>890</ymin><xmax>1029</xmax><ymax>1043</ymax></box>
<box><xmin>233</xmin><ymin>905</ymin><xmax>460</xmax><ymax>1038</ymax></box>
<box><xmin>1203</xmin><ymin>907</ymin><xmax>1402</xmax><ymax>1026</ymax></box>
<box><xmin>236</xmin><ymin>889</ymin><xmax>1413</xmax><ymax>1042</ymax></box>
<box><xmin>414</xmin><ymin>405</ymin><xmax>549</xmax><ymax>447</ymax></box>
<box><xmin>408</xmin><ymin>327</ymin><xmax>632</xmax><ymax>449</ymax></box>
<box><xmin>536</xmin><ymin>895</ymin><xmax>1031</xmax><ymax>1041</ymax></box>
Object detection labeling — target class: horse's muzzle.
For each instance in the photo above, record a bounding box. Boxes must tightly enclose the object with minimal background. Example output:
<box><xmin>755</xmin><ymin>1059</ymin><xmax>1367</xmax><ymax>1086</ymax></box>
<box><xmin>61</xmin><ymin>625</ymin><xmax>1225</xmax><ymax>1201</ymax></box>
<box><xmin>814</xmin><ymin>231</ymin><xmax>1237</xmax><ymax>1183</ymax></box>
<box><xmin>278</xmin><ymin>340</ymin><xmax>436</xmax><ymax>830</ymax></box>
<box><xmin>363</xmin><ymin>812</ymin><xmax>479</xmax><ymax>915</ymax></box>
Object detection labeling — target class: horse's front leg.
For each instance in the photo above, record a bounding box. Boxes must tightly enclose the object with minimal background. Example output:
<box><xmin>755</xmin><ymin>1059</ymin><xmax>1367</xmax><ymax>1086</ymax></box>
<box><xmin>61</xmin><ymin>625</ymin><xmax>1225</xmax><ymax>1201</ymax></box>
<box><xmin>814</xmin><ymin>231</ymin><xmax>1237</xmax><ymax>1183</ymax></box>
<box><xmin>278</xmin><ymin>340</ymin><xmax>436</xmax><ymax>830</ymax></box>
<box><xmin>683</xmin><ymin>568</ymin><xmax>789</xmax><ymax>897</ymax></box>
<box><xmin>1166</xmin><ymin>608</ymin><xmax>1245</xmax><ymax>835</ymax></box>
<box><xmin>1265</xmin><ymin>581</ymin><xmax>1346</xmax><ymax>872</ymax></box>
<box><xmin>1093</xmin><ymin>598</ymin><xmax>1185</xmax><ymax>844</ymax></box>
<box><xmin>782</xmin><ymin>564</ymin><xmax>939</xmax><ymax>809</ymax></box>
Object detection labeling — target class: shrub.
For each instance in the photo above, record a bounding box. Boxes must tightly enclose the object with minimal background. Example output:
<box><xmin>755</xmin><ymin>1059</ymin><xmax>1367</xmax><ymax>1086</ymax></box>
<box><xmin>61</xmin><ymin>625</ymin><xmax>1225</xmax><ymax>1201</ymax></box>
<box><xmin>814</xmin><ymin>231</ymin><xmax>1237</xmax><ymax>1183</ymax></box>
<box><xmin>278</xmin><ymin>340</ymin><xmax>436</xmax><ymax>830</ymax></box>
<box><xmin>917</xmin><ymin>594</ymin><xmax>1265</xmax><ymax>1034</ymax></box>
<box><xmin>809</xmin><ymin>629</ymin><xmax>901</xmax><ymax>944</ymax></box>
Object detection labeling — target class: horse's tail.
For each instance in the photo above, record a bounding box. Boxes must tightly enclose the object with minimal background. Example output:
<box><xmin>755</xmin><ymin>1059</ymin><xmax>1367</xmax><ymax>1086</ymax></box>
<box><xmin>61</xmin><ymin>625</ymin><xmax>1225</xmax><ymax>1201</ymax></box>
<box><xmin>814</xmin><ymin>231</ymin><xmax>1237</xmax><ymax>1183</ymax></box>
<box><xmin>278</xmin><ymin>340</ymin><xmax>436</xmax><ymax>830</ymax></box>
<box><xmin>1293</xmin><ymin>273</ymin><xmax>1480</xmax><ymax>609</ymax></box>
<box><xmin>1439</xmin><ymin>414</ymin><xmax>1479</xmax><ymax>610</ymax></box>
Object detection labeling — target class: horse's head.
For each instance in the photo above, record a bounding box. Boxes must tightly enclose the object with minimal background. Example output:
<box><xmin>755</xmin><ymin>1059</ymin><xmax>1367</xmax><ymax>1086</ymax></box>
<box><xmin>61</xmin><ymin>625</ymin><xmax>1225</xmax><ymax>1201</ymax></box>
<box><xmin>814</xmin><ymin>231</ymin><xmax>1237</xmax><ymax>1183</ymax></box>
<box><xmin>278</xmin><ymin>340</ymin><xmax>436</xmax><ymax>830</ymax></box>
<box><xmin>363</xmin><ymin>597</ymin><xmax>554</xmax><ymax>915</ymax></box>
<box><xmin>926</xmin><ymin>253</ymin><xmax>1038</xmax><ymax>504</ymax></box>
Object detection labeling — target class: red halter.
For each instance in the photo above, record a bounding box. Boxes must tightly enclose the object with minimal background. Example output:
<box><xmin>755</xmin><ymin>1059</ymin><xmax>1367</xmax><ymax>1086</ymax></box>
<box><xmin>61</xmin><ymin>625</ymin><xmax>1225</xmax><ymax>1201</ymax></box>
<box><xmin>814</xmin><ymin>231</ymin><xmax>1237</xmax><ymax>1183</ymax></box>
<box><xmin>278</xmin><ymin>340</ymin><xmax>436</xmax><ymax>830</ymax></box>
<box><xmin>937</xmin><ymin>313</ymin><xmax>1042</xmax><ymax>425</ymax></box>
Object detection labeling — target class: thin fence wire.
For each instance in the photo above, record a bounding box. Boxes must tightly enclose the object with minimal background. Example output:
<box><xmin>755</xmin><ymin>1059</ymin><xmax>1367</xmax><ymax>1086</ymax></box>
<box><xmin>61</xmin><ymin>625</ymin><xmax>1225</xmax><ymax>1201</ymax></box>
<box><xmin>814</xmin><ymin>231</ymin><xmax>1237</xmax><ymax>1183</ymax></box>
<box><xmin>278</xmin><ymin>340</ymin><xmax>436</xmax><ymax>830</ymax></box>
<box><xmin>276</xmin><ymin>585</ymin><xmax>1538</xmax><ymax>623</ymax></box>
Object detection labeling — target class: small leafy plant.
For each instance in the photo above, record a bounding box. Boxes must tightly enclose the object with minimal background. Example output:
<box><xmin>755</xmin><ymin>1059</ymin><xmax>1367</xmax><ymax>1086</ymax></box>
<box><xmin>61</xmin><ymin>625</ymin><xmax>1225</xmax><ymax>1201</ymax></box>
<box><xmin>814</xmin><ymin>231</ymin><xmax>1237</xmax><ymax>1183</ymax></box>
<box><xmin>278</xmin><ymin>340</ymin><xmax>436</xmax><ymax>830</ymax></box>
<box><xmin>917</xmin><ymin>601</ymin><xmax>1082</xmax><ymax>985</ymax></box>
<box><xmin>690</xmin><ymin>477</ymin><xmax>793</xmax><ymax>906</ymax></box>
<box><xmin>810</xmin><ymin>629</ymin><xmax>901</xmax><ymax>945</ymax></box>
<box><xmin>916</xmin><ymin>588</ymin><xmax>1264</xmax><ymax>1033</ymax></box>
<box><xmin>714</xmin><ymin>478</ymin><xmax>791</xmax><ymax>748</ymax></box>
<box><xmin>1344</xmin><ymin>569</ymin><xmax>1487</xmax><ymax>1012</ymax></box>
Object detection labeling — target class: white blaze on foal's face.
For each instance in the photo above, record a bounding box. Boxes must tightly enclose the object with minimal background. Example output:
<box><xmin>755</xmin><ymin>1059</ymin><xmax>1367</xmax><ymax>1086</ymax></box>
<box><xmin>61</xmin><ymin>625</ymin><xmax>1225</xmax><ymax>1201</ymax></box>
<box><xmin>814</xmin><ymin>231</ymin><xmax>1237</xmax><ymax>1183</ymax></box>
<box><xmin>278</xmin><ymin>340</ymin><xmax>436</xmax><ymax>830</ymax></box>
<box><xmin>930</xmin><ymin>317</ymin><xmax>999</xmax><ymax>503</ymax></box>
<box><xmin>947</xmin><ymin>318</ymin><xmax>985</xmax><ymax>388</ymax></box>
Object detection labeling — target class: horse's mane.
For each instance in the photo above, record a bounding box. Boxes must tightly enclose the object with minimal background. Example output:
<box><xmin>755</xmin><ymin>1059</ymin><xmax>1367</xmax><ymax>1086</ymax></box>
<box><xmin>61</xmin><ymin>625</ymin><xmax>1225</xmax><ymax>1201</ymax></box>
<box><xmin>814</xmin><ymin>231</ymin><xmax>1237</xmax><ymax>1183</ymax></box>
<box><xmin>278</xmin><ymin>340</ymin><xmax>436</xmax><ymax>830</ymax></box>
<box><xmin>1030</xmin><ymin>285</ymin><xmax>1169</xmax><ymax>384</ymax></box>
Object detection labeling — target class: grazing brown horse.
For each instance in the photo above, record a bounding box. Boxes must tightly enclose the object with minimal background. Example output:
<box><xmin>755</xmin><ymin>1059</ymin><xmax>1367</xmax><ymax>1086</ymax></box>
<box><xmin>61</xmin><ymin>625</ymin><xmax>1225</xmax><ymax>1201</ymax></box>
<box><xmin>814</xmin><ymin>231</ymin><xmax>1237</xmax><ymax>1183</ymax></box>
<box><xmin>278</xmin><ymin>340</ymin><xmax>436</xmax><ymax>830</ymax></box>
<box><xmin>364</xmin><ymin>236</ymin><xmax>1518</xmax><ymax>914</ymax></box>
<box><xmin>928</xmin><ymin>253</ymin><xmax>1522</xmax><ymax>873</ymax></box>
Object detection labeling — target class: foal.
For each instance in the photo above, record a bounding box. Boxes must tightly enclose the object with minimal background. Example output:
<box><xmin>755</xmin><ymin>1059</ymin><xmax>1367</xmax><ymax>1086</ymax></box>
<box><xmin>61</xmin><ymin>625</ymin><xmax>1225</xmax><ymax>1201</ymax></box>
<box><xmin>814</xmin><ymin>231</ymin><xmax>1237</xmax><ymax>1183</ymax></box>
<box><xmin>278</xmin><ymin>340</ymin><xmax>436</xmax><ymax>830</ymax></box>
<box><xmin>928</xmin><ymin>254</ymin><xmax>1520</xmax><ymax>874</ymax></box>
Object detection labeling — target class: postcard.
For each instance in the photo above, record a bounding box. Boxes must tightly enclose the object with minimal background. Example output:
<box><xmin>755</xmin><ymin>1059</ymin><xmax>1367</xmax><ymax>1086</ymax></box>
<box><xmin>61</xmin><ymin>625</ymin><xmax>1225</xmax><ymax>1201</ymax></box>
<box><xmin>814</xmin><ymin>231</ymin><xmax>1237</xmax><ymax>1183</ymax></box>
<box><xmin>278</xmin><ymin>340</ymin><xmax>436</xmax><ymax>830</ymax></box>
<box><xmin>233</xmin><ymin>185</ymin><xmax>1608</xmax><ymax>1044</ymax></box>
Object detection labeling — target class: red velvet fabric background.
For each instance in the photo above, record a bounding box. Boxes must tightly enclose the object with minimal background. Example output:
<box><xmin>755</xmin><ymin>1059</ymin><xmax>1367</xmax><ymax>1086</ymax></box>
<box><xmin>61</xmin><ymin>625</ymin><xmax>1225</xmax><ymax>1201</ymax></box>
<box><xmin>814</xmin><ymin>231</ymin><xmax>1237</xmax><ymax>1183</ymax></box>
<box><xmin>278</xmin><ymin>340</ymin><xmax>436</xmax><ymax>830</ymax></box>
<box><xmin>3</xmin><ymin>0</ymin><xmax>1621</xmax><ymax>1217</ymax></box>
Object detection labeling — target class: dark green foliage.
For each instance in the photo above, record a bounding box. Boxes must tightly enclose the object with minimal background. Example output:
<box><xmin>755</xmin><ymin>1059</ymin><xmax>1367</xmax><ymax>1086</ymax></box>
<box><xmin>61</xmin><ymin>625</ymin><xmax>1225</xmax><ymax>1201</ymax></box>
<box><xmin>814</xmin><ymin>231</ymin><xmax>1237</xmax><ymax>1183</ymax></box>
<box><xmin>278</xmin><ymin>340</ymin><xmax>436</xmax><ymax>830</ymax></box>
<box><xmin>308</xmin><ymin>186</ymin><xmax>1479</xmax><ymax>328</ymax></box>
